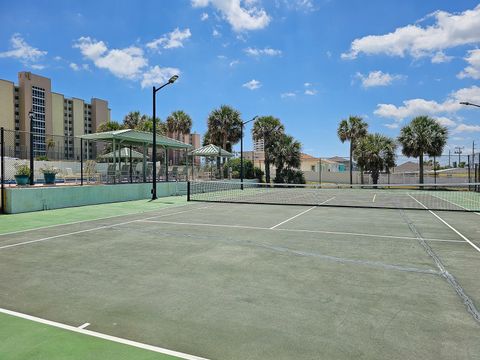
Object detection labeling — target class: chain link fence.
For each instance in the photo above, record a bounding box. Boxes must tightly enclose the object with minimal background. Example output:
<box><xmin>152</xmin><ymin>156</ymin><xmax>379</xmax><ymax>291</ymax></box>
<box><xmin>303</xmin><ymin>154</ymin><xmax>480</xmax><ymax>185</ymax></box>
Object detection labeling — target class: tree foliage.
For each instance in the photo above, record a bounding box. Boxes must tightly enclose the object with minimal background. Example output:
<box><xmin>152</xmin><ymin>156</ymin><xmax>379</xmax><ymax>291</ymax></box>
<box><xmin>354</xmin><ymin>133</ymin><xmax>397</xmax><ymax>184</ymax></box>
<box><xmin>252</xmin><ymin>116</ymin><xmax>285</xmax><ymax>183</ymax></box>
<box><xmin>206</xmin><ymin>105</ymin><xmax>242</xmax><ymax>151</ymax></box>
<box><xmin>273</xmin><ymin>134</ymin><xmax>302</xmax><ymax>183</ymax></box>
<box><xmin>337</xmin><ymin>116</ymin><xmax>368</xmax><ymax>184</ymax></box>
<box><xmin>397</xmin><ymin>116</ymin><xmax>448</xmax><ymax>183</ymax></box>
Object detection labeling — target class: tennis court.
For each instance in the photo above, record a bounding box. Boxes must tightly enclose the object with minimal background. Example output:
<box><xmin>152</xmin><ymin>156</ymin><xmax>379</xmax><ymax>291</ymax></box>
<box><xmin>1</xmin><ymin>186</ymin><xmax>480</xmax><ymax>359</ymax></box>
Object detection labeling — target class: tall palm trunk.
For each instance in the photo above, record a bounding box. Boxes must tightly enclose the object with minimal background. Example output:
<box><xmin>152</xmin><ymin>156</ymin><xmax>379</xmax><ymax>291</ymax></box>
<box><xmin>265</xmin><ymin>155</ymin><xmax>271</xmax><ymax>184</ymax></box>
<box><xmin>419</xmin><ymin>152</ymin><xmax>424</xmax><ymax>184</ymax></box>
<box><xmin>349</xmin><ymin>142</ymin><xmax>353</xmax><ymax>185</ymax></box>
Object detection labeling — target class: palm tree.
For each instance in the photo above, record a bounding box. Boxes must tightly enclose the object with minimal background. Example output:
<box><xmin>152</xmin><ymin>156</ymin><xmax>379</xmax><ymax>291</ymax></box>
<box><xmin>354</xmin><ymin>134</ymin><xmax>397</xmax><ymax>184</ymax></box>
<box><xmin>398</xmin><ymin>116</ymin><xmax>448</xmax><ymax>184</ymax></box>
<box><xmin>337</xmin><ymin>116</ymin><xmax>368</xmax><ymax>184</ymax></box>
<box><xmin>273</xmin><ymin>134</ymin><xmax>302</xmax><ymax>183</ymax></box>
<box><xmin>166</xmin><ymin>110</ymin><xmax>192</xmax><ymax>164</ymax></box>
<box><xmin>166</xmin><ymin>110</ymin><xmax>192</xmax><ymax>135</ymax></box>
<box><xmin>97</xmin><ymin>121</ymin><xmax>124</xmax><ymax>132</ymax></box>
<box><xmin>206</xmin><ymin>105</ymin><xmax>242</xmax><ymax>150</ymax></box>
<box><xmin>123</xmin><ymin>111</ymin><xmax>142</xmax><ymax>129</ymax></box>
<box><xmin>252</xmin><ymin>116</ymin><xmax>285</xmax><ymax>183</ymax></box>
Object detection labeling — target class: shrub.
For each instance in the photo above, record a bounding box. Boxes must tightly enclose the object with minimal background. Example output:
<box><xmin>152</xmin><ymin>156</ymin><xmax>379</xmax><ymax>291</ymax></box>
<box><xmin>275</xmin><ymin>169</ymin><xmax>305</xmax><ymax>184</ymax></box>
<box><xmin>14</xmin><ymin>163</ymin><xmax>30</xmax><ymax>176</ymax></box>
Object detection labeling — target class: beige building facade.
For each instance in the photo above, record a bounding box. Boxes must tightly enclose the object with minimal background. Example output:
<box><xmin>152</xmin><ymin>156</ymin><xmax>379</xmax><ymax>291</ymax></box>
<box><xmin>0</xmin><ymin>71</ymin><xmax>110</xmax><ymax>159</ymax></box>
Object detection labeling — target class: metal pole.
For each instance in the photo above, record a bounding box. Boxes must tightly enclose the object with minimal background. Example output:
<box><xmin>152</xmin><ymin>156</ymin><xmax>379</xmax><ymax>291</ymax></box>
<box><xmin>165</xmin><ymin>148</ymin><xmax>169</xmax><ymax>182</ymax></box>
<box><xmin>318</xmin><ymin>157</ymin><xmax>321</xmax><ymax>185</ymax></box>
<box><xmin>113</xmin><ymin>139</ymin><xmax>116</xmax><ymax>184</ymax></box>
<box><xmin>80</xmin><ymin>139</ymin><xmax>83</xmax><ymax>186</ymax></box>
<box><xmin>448</xmin><ymin>150</ymin><xmax>451</xmax><ymax>167</ymax></box>
<box><xmin>29</xmin><ymin>112</ymin><xmax>34</xmax><ymax>185</ymax></box>
<box><xmin>152</xmin><ymin>86</ymin><xmax>157</xmax><ymax>199</ymax></box>
<box><xmin>433</xmin><ymin>155</ymin><xmax>436</xmax><ymax>184</ymax></box>
<box><xmin>129</xmin><ymin>145</ymin><xmax>133</xmax><ymax>183</ymax></box>
<box><xmin>240</xmin><ymin>123</ymin><xmax>244</xmax><ymax>190</ymax></box>
<box><xmin>1</xmin><ymin>127</ymin><xmax>4</xmax><ymax>213</ymax></box>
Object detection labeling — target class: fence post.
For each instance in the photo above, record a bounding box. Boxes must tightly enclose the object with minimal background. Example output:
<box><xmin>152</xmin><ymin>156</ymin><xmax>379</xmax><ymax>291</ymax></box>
<box><xmin>1</xmin><ymin>127</ymin><xmax>4</xmax><ymax>214</ymax></box>
<box><xmin>80</xmin><ymin>139</ymin><xmax>84</xmax><ymax>186</ymax></box>
<box><xmin>29</xmin><ymin>128</ymin><xmax>34</xmax><ymax>185</ymax></box>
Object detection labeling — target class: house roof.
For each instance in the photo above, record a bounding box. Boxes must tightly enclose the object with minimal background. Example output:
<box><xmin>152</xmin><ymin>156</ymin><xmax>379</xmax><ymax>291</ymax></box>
<box><xmin>393</xmin><ymin>161</ymin><xmax>432</xmax><ymax>173</ymax></box>
<box><xmin>327</xmin><ymin>156</ymin><xmax>349</xmax><ymax>163</ymax></box>
<box><xmin>79</xmin><ymin>129</ymin><xmax>192</xmax><ymax>149</ymax></box>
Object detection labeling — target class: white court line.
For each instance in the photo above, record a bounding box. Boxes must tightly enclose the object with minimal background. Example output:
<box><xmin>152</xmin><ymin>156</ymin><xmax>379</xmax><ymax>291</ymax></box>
<box><xmin>0</xmin><ymin>206</ymin><xmax>213</xmax><ymax>251</ymax></box>
<box><xmin>269</xmin><ymin>206</ymin><xmax>317</xmax><ymax>229</ymax></box>
<box><xmin>269</xmin><ymin>197</ymin><xmax>336</xmax><ymax>230</ymax></box>
<box><xmin>372</xmin><ymin>193</ymin><xmax>377</xmax><ymax>203</ymax></box>
<box><xmin>78</xmin><ymin>322</ymin><xmax>90</xmax><ymax>329</ymax></box>
<box><xmin>408</xmin><ymin>194</ymin><xmax>480</xmax><ymax>254</ymax></box>
<box><xmin>140</xmin><ymin>219</ymin><xmax>465</xmax><ymax>243</ymax></box>
<box><xmin>0</xmin><ymin>202</ymin><xmax>195</xmax><ymax>237</ymax></box>
<box><xmin>0</xmin><ymin>307</ymin><xmax>208</xmax><ymax>360</ymax></box>
<box><xmin>429</xmin><ymin>191</ymin><xmax>480</xmax><ymax>216</ymax></box>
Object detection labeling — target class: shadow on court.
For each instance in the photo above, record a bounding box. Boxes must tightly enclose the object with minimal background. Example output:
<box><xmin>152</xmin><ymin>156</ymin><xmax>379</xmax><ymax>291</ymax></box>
<box><xmin>0</xmin><ymin>202</ymin><xmax>479</xmax><ymax>359</ymax></box>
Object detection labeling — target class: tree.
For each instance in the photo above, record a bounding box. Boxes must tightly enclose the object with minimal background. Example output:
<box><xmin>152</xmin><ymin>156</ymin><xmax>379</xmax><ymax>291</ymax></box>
<box><xmin>337</xmin><ymin>116</ymin><xmax>368</xmax><ymax>184</ymax></box>
<box><xmin>206</xmin><ymin>105</ymin><xmax>242</xmax><ymax>151</ymax></box>
<box><xmin>97</xmin><ymin>121</ymin><xmax>124</xmax><ymax>132</ymax></box>
<box><xmin>273</xmin><ymin>134</ymin><xmax>302</xmax><ymax>183</ymax></box>
<box><xmin>354</xmin><ymin>134</ymin><xmax>397</xmax><ymax>184</ymax></box>
<box><xmin>123</xmin><ymin>111</ymin><xmax>142</xmax><ymax>129</ymax></box>
<box><xmin>397</xmin><ymin>116</ymin><xmax>448</xmax><ymax>184</ymax></box>
<box><xmin>166</xmin><ymin>110</ymin><xmax>192</xmax><ymax>138</ymax></box>
<box><xmin>252</xmin><ymin>116</ymin><xmax>285</xmax><ymax>183</ymax></box>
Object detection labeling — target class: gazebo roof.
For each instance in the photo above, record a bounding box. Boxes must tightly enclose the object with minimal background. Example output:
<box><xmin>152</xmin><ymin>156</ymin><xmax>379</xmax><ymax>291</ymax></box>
<box><xmin>79</xmin><ymin>129</ymin><xmax>192</xmax><ymax>149</ymax></box>
<box><xmin>190</xmin><ymin>144</ymin><xmax>233</xmax><ymax>157</ymax></box>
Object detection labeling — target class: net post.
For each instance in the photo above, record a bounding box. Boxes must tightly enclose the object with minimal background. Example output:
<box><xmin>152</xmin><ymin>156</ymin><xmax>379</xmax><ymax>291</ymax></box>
<box><xmin>187</xmin><ymin>180</ymin><xmax>191</xmax><ymax>201</ymax></box>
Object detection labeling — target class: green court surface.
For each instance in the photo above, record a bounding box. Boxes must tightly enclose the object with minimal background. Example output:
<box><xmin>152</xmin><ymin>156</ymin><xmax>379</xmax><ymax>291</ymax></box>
<box><xmin>0</xmin><ymin>199</ymin><xmax>479</xmax><ymax>359</ymax></box>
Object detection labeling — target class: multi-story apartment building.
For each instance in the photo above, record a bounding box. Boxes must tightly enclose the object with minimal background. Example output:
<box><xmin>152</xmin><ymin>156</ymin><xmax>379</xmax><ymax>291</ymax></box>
<box><xmin>0</xmin><ymin>71</ymin><xmax>110</xmax><ymax>159</ymax></box>
<box><xmin>253</xmin><ymin>138</ymin><xmax>264</xmax><ymax>152</ymax></box>
<box><xmin>167</xmin><ymin>132</ymin><xmax>201</xmax><ymax>166</ymax></box>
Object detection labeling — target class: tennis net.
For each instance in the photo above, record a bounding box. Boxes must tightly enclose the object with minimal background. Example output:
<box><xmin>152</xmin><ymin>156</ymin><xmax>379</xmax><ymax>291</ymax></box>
<box><xmin>187</xmin><ymin>181</ymin><xmax>480</xmax><ymax>212</ymax></box>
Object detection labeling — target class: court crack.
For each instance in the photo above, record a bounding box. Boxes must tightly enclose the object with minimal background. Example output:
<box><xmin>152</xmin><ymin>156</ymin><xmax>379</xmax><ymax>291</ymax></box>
<box><xmin>398</xmin><ymin>209</ymin><xmax>480</xmax><ymax>324</ymax></box>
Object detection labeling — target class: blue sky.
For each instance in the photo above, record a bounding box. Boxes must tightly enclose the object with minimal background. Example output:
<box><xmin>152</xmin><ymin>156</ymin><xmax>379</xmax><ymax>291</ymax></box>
<box><xmin>1</xmin><ymin>0</ymin><xmax>480</xmax><ymax>156</ymax></box>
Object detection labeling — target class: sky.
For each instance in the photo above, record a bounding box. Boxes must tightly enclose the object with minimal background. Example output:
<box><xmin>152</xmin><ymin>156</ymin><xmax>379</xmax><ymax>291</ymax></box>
<box><xmin>1</xmin><ymin>0</ymin><xmax>480</xmax><ymax>157</ymax></box>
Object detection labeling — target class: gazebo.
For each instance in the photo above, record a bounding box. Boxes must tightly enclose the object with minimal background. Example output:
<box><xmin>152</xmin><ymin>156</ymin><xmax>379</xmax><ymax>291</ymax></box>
<box><xmin>80</xmin><ymin>129</ymin><xmax>192</xmax><ymax>183</ymax></box>
<box><xmin>189</xmin><ymin>144</ymin><xmax>233</xmax><ymax>179</ymax></box>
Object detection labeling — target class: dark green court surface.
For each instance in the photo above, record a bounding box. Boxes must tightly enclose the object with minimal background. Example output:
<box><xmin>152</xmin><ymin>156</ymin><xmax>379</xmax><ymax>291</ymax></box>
<box><xmin>0</xmin><ymin>199</ymin><xmax>479</xmax><ymax>359</ymax></box>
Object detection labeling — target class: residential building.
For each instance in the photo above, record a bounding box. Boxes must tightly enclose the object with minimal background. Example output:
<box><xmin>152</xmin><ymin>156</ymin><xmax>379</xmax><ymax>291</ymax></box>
<box><xmin>253</xmin><ymin>138</ymin><xmax>264</xmax><ymax>152</ymax></box>
<box><xmin>300</xmin><ymin>154</ymin><xmax>341</xmax><ymax>173</ymax></box>
<box><xmin>0</xmin><ymin>71</ymin><xmax>110</xmax><ymax>159</ymax></box>
<box><xmin>167</xmin><ymin>132</ymin><xmax>201</xmax><ymax>165</ymax></box>
<box><xmin>327</xmin><ymin>156</ymin><xmax>351</xmax><ymax>171</ymax></box>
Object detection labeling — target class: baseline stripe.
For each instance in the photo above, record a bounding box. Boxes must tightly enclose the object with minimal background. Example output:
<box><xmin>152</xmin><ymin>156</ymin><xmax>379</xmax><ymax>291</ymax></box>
<box><xmin>0</xmin><ymin>308</ymin><xmax>208</xmax><ymax>360</ymax></box>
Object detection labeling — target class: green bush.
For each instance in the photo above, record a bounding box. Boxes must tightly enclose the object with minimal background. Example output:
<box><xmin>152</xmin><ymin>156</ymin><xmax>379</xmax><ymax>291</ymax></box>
<box><xmin>223</xmin><ymin>158</ymin><xmax>256</xmax><ymax>179</ymax></box>
<box><xmin>14</xmin><ymin>164</ymin><xmax>30</xmax><ymax>176</ymax></box>
<box><xmin>253</xmin><ymin>167</ymin><xmax>264</xmax><ymax>182</ymax></box>
<box><xmin>275</xmin><ymin>169</ymin><xmax>305</xmax><ymax>184</ymax></box>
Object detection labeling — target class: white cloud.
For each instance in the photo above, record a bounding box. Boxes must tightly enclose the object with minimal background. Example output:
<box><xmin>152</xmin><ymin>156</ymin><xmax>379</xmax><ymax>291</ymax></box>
<box><xmin>244</xmin><ymin>47</ymin><xmax>282</xmax><ymax>57</ymax></box>
<box><xmin>435</xmin><ymin>116</ymin><xmax>456</xmax><ymax>127</ymax></box>
<box><xmin>217</xmin><ymin>55</ymin><xmax>227</xmax><ymax>59</ymax></box>
<box><xmin>53</xmin><ymin>56</ymin><xmax>62</xmax><ymax>61</ymax></box>
<box><xmin>229</xmin><ymin>59</ymin><xmax>240</xmax><ymax>67</ymax></box>
<box><xmin>281</xmin><ymin>92</ymin><xmax>296</xmax><ymax>98</ymax></box>
<box><xmin>277</xmin><ymin>0</ymin><xmax>316</xmax><ymax>12</ymax></box>
<box><xmin>0</xmin><ymin>34</ymin><xmax>47</xmax><ymax>63</ymax></box>
<box><xmin>141</xmin><ymin>66</ymin><xmax>180</xmax><ymax>88</ymax></box>
<box><xmin>212</xmin><ymin>29</ymin><xmax>221</xmax><ymax>37</ymax></box>
<box><xmin>431</xmin><ymin>51</ymin><xmax>453</xmax><ymax>63</ymax></box>
<box><xmin>342</xmin><ymin>5</ymin><xmax>480</xmax><ymax>60</ymax></box>
<box><xmin>304</xmin><ymin>82</ymin><xmax>312</xmax><ymax>87</ymax></box>
<box><xmin>30</xmin><ymin>64</ymin><xmax>45</xmax><ymax>70</ymax></box>
<box><xmin>191</xmin><ymin>0</ymin><xmax>270</xmax><ymax>32</ymax></box>
<box><xmin>70</xmin><ymin>62</ymin><xmax>90</xmax><ymax>71</ymax></box>
<box><xmin>74</xmin><ymin>37</ymin><xmax>148</xmax><ymax>79</ymax></box>
<box><xmin>457</xmin><ymin>49</ymin><xmax>480</xmax><ymax>79</ymax></box>
<box><xmin>305</xmin><ymin>89</ymin><xmax>317</xmax><ymax>95</ymax></box>
<box><xmin>242</xmin><ymin>79</ymin><xmax>261</xmax><ymax>90</ymax></box>
<box><xmin>356</xmin><ymin>70</ymin><xmax>404</xmax><ymax>88</ymax></box>
<box><xmin>384</xmin><ymin>123</ymin><xmax>400</xmax><ymax>129</ymax></box>
<box><xmin>201</xmin><ymin>12</ymin><xmax>209</xmax><ymax>21</ymax></box>
<box><xmin>147</xmin><ymin>28</ymin><xmax>191</xmax><ymax>50</ymax></box>
<box><xmin>454</xmin><ymin>124</ymin><xmax>480</xmax><ymax>133</ymax></box>
<box><xmin>374</xmin><ymin>86</ymin><xmax>480</xmax><ymax>123</ymax></box>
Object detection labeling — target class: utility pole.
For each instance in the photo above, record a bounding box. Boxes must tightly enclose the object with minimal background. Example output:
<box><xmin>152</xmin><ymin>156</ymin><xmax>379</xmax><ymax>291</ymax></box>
<box><xmin>454</xmin><ymin>146</ymin><xmax>464</xmax><ymax>167</ymax></box>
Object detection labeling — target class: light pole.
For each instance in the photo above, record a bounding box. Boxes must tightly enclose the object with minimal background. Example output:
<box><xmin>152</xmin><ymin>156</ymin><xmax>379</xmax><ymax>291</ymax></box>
<box><xmin>152</xmin><ymin>75</ymin><xmax>179</xmax><ymax>200</ymax></box>
<box><xmin>460</xmin><ymin>101</ymin><xmax>480</xmax><ymax>108</ymax></box>
<box><xmin>240</xmin><ymin>115</ymin><xmax>258</xmax><ymax>189</ymax></box>
<box><xmin>28</xmin><ymin>110</ymin><xmax>35</xmax><ymax>185</ymax></box>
